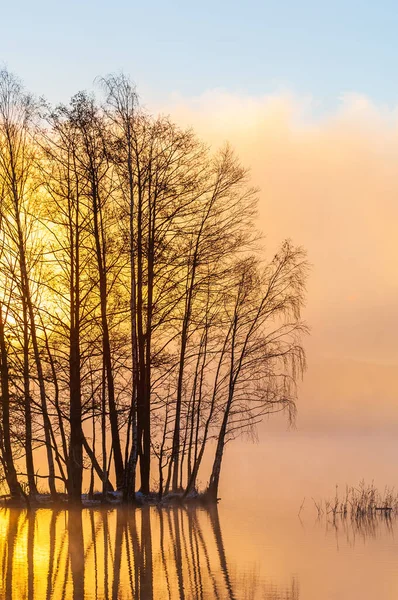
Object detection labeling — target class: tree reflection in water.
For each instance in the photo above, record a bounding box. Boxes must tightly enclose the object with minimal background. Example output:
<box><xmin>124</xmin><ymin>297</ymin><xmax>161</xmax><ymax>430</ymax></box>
<box><xmin>0</xmin><ymin>505</ymin><xmax>299</xmax><ymax>600</ymax></box>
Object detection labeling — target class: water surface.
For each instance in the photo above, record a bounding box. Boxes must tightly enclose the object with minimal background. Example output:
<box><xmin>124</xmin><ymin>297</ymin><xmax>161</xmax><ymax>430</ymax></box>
<box><xmin>2</xmin><ymin>432</ymin><xmax>398</xmax><ymax>599</ymax></box>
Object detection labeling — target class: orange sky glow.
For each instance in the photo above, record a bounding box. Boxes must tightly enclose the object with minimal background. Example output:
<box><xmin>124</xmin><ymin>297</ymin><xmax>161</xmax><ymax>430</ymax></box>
<box><xmin>161</xmin><ymin>90</ymin><xmax>398</xmax><ymax>432</ymax></box>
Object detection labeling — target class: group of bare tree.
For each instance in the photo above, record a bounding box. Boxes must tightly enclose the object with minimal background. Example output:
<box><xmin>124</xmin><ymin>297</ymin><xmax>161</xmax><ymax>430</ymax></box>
<box><xmin>0</xmin><ymin>68</ymin><xmax>308</xmax><ymax>505</ymax></box>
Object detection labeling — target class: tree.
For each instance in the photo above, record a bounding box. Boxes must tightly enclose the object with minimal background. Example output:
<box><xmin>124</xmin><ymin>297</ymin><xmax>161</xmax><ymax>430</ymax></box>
<box><xmin>207</xmin><ymin>244</ymin><xmax>308</xmax><ymax>500</ymax></box>
<box><xmin>0</xmin><ymin>69</ymin><xmax>308</xmax><ymax>504</ymax></box>
<box><xmin>0</xmin><ymin>68</ymin><xmax>57</xmax><ymax>499</ymax></box>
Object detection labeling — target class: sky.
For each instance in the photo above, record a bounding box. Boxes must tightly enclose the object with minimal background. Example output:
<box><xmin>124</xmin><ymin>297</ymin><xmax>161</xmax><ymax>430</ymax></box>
<box><xmin>2</xmin><ymin>0</ymin><xmax>398</xmax><ymax>107</ymax></box>
<box><xmin>3</xmin><ymin>0</ymin><xmax>398</xmax><ymax>432</ymax></box>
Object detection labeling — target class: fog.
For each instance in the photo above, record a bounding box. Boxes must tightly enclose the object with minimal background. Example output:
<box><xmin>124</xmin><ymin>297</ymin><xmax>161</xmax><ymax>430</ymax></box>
<box><xmin>162</xmin><ymin>90</ymin><xmax>398</xmax><ymax>433</ymax></box>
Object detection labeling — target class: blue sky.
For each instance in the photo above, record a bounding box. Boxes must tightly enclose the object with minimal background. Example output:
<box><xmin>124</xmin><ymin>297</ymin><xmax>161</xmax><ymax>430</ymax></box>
<box><xmin>2</xmin><ymin>0</ymin><xmax>398</xmax><ymax>107</ymax></box>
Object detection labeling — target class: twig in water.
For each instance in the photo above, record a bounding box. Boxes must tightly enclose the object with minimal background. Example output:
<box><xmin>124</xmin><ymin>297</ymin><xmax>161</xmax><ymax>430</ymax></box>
<box><xmin>298</xmin><ymin>497</ymin><xmax>306</xmax><ymax>517</ymax></box>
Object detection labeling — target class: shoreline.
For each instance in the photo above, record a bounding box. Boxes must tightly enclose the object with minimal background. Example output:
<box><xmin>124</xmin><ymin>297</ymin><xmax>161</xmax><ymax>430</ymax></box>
<box><xmin>0</xmin><ymin>490</ymin><xmax>219</xmax><ymax>510</ymax></box>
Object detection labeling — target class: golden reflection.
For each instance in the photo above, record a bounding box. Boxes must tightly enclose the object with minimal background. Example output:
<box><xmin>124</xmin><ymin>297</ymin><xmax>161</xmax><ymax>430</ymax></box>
<box><xmin>0</xmin><ymin>506</ymin><xmax>298</xmax><ymax>600</ymax></box>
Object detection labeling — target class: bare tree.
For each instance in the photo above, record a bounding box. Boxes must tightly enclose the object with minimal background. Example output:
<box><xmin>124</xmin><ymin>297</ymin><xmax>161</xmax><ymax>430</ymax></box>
<box><xmin>207</xmin><ymin>244</ymin><xmax>308</xmax><ymax>500</ymax></box>
<box><xmin>0</xmin><ymin>68</ymin><xmax>57</xmax><ymax>499</ymax></box>
<box><xmin>0</xmin><ymin>69</ymin><xmax>308</xmax><ymax>504</ymax></box>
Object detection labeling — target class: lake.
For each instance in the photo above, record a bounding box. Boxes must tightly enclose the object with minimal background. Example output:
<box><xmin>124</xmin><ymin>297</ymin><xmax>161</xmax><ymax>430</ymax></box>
<box><xmin>1</xmin><ymin>432</ymin><xmax>398</xmax><ymax>599</ymax></box>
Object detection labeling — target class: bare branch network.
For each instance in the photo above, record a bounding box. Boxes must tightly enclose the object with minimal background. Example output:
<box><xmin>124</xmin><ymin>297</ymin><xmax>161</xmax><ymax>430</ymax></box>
<box><xmin>0</xmin><ymin>69</ymin><xmax>309</xmax><ymax>505</ymax></box>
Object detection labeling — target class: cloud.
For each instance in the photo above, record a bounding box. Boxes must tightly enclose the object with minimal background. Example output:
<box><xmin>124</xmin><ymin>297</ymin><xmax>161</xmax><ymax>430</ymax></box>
<box><xmin>154</xmin><ymin>89</ymin><xmax>398</xmax><ymax>367</ymax></box>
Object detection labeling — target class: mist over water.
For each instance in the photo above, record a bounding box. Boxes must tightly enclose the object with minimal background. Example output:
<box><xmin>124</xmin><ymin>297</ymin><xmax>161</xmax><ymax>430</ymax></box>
<box><xmin>2</xmin><ymin>432</ymin><xmax>398</xmax><ymax>600</ymax></box>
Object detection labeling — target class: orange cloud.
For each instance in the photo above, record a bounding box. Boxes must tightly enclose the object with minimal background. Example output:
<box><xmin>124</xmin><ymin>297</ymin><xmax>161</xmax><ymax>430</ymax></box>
<box><xmin>152</xmin><ymin>90</ymin><xmax>398</xmax><ymax>431</ymax></box>
<box><xmin>156</xmin><ymin>90</ymin><xmax>398</xmax><ymax>365</ymax></box>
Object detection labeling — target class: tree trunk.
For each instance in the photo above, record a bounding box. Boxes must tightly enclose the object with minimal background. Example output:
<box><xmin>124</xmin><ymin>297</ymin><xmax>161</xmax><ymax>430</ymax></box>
<box><xmin>136</xmin><ymin>179</ymin><xmax>151</xmax><ymax>495</ymax></box>
<box><xmin>68</xmin><ymin>322</ymin><xmax>82</xmax><ymax>504</ymax></box>
<box><xmin>0</xmin><ymin>305</ymin><xmax>25</xmax><ymax>502</ymax></box>
<box><xmin>68</xmin><ymin>214</ymin><xmax>82</xmax><ymax>504</ymax></box>
<box><xmin>22</xmin><ymin>297</ymin><xmax>37</xmax><ymax>496</ymax></box>
<box><xmin>207</xmin><ymin>387</ymin><xmax>234</xmax><ymax>501</ymax></box>
<box><xmin>92</xmin><ymin>180</ymin><xmax>124</xmax><ymax>490</ymax></box>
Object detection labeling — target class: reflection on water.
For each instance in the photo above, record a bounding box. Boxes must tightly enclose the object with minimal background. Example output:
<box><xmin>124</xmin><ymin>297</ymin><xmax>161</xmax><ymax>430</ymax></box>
<box><xmin>4</xmin><ymin>482</ymin><xmax>398</xmax><ymax>600</ymax></box>
<box><xmin>322</xmin><ymin>510</ymin><xmax>396</xmax><ymax>549</ymax></box>
<box><xmin>0</xmin><ymin>506</ymin><xmax>298</xmax><ymax>600</ymax></box>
